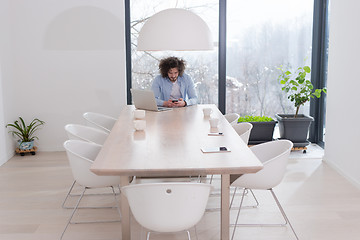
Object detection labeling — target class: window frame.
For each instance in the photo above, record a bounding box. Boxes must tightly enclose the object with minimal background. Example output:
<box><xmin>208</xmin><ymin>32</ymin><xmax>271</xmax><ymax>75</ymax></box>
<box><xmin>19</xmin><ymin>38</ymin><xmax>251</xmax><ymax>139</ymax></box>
<box><xmin>125</xmin><ymin>0</ymin><xmax>329</xmax><ymax>145</ymax></box>
<box><xmin>309</xmin><ymin>0</ymin><xmax>329</xmax><ymax>147</ymax></box>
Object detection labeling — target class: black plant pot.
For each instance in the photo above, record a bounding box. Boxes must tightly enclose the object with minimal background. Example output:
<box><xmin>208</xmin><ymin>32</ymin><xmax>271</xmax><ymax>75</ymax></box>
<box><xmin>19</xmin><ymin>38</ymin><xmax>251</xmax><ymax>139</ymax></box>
<box><xmin>275</xmin><ymin>114</ymin><xmax>314</xmax><ymax>147</ymax></box>
<box><xmin>247</xmin><ymin>121</ymin><xmax>277</xmax><ymax>145</ymax></box>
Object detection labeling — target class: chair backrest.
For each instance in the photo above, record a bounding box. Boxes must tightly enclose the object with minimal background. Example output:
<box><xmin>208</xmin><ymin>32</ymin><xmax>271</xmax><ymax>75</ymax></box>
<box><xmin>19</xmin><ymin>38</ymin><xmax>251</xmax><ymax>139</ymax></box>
<box><xmin>83</xmin><ymin>112</ymin><xmax>117</xmax><ymax>133</ymax></box>
<box><xmin>231</xmin><ymin>140</ymin><xmax>293</xmax><ymax>190</ymax></box>
<box><xmin>224</xmin><ymin>113</ymin><xmax>240</xmax><ymax>125</ymax></box>
<box><xmin>63</xmin><ymin>140</ymin><xmax>120</xmax><ymax>188</ymax></box>
<box><xmin>122</xmin><ymin>182</ymin><xmax>212</xmax><ymax>233</ymax></box>
<box><xmin>65</xmin><ymin>124</ymin><xmax>109</xmax><ymax>145</ymax></box>
<box><xmin>232</xmin><ymin>122</ymin><xmax>253</xmax><ymax>144</ymax></box>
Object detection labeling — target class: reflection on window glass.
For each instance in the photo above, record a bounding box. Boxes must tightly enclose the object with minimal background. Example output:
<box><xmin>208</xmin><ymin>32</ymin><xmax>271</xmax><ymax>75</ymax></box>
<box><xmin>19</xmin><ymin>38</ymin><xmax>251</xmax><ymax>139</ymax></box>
<box><xmin>226</xmin><ymin>0</ymin><xmax>314</xmax><ymax>117</ymax></box>
<box><xmin>130</xmin><ymin>0</ymin><xmax>219</xmax><ymax>105</ymax></box>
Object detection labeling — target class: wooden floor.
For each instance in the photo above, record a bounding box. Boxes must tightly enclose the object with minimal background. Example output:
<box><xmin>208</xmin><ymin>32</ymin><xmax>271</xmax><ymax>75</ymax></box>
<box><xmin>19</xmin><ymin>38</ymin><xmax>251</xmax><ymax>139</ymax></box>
<box><xmin>1</xmin><ymin>148</ymin><xmax>360</xmax><ymax>240</ymax></box>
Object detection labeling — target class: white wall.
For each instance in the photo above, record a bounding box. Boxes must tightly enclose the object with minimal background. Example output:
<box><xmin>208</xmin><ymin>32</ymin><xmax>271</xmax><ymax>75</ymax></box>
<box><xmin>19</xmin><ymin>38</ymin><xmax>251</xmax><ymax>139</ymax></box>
<box><xmin>0</xmin><ymin>0</ymin><xmax>126</xmax><ymax>161</ymax></box>
<box><xmin>324</xmin><ymin>1</ymin><xmax>360</xmax><ymax>187</ymax></box>
<box><xmin>3</xmin><ymin>0</ymin><xmax>359</xmax><ymax>190</ymax></box>
<box><xmin>0</xmin><ymin>0</ymin><xmax>16</xmax><ymax>165</ymax></box>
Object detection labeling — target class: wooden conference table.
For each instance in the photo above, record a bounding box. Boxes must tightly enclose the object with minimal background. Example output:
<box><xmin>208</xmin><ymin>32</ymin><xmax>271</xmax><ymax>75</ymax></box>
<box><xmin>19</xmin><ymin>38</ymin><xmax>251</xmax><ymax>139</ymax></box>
<box><xmin>91</xmin><ymin>104</ymin><xmax>263</xmax><ymax>240</ymax></box>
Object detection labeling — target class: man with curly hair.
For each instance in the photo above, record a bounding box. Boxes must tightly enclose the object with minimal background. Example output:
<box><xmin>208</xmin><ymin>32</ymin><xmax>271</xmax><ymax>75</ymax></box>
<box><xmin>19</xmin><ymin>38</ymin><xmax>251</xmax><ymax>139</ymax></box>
<box><xmin>151</xmin><ymin>56</ymin><xmax>198</xmax><ymax>107</ymax></box>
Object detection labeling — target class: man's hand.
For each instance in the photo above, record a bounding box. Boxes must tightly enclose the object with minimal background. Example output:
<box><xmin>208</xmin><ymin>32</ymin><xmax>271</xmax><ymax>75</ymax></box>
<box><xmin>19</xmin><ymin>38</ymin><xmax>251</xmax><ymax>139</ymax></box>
<box><xmin>173</xmin><ymin>98</ymin><xmax>186</xmax><ymax>107</ymax></box>
<box><xmin>163</xmin><ymin>100</ymin><xmax>176</xmax><ymax>107</ymax></box>
<box><xmin>163</xmin><ymin>98</ymin><xmax>186</xmax><ymax>107</ymax></box>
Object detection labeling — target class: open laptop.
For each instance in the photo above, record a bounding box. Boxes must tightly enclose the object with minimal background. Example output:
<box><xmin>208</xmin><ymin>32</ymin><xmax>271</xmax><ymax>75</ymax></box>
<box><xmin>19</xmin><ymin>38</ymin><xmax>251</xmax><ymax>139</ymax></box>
<box><xmin>130</xmin><ymin>89</ymin><xmax>172</xmax><ymax>112</ymax></box>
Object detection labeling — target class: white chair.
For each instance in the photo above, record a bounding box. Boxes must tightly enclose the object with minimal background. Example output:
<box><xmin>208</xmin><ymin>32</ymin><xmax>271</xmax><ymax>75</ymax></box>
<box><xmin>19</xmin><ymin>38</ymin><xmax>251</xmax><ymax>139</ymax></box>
<box><xmin>83</xmin><ymin>112</ymin><xmax>117</xmax><ymax>133</ymax></box>
<box><xmin>232</xmin><ymin>122</ymin><xmax>253</xmax><ymax>144</ymax></box>
<box><xmin>224</xmin><ymin>113</ymin><xmax>240</xmax><ymax>125</ymax></box>
<box><xmin>61</xmin><ymin>140</ymin><xmax>122</xmax><ymax>240</ymax></box>
<box><xmin>209</xmin><ymin>122</ymin><xmax>253</xmax><ymax>185</ymax></box>
<box><xmin>65</xmin><ymin>124</ymin><xmax>109</xmax><ymax>145</ymax></box>
<box><xmin>62</xmin><ymin>124</ymin><xmax>110</xmax><ymax>209</ymax></box>
<box><xmin>230</xmin><ymin>140</ymin><xmax>299</xmax><ymax>240</ymax></box>
<box><xmin>122</xmin><ymin>182</ymin><xmax>212</xmax><ymax>240</ymax></box>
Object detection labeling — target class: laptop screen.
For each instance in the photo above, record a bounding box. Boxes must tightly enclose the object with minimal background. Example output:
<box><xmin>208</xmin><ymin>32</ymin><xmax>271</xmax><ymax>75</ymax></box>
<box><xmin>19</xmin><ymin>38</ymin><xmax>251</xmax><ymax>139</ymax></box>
<box><xmin>130</xmin><ymin>89</ymin><xmax>161</xmax><ymax>111</ymax></box>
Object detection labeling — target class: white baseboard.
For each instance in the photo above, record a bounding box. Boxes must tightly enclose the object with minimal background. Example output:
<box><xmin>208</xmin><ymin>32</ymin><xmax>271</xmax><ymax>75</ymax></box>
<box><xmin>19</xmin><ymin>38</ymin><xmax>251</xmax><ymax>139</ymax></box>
<box><xmin>323</xmin><ymin>155</ymin><xmax>360</xmax><ymax>190</ymax></box>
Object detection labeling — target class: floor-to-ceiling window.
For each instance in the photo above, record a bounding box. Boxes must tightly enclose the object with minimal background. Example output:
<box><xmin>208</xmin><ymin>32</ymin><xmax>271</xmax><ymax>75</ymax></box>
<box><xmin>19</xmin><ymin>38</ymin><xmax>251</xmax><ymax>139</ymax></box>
<box><xmin>129</xmin><ymin>0</ymin><xmax>219</xmax><ymax>105</ymax></box>
<box><xmin>309</xmin><ymin>0</ymin><xmax>329</xmax><ymax>147</ymax></box>
<box><xmin>125</xmin><ymin>0</ymin><xmax>328</xmax><ymax>145</ymax></box>
<box><xmin>226</xmin><ymin>0</ymin><xmax>314</xmax><ymax>118</ymax></box>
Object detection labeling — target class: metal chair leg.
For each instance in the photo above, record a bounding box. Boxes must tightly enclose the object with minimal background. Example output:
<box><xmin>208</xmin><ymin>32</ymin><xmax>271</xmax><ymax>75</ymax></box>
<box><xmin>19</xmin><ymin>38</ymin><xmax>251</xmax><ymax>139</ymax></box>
<box><xmin>60</xmin><ymin>186</ymin><xmax>86</xmax><ymax>239</ymax></box>
<box><xmin>62</xmin><ymin>183</ymin><xmax>121</xmax><ymax>209</ymax></box>
<box><xmin>230</xmin><ymin>189</ymin><xmax>260</xmax><ymax>210</ymax></box>
<box><xmin>207</xmin><ymin>187</ymin><xmax>248</xmax><ymax>212</ymax></box>
<box><xmin>186</xmin><ymin>230</ymin><xmax>191</xmax><ymax>240</ymax></box>
<box><xmin>230</xmin><ymin>188</ymin><xmax>299</xmax><ymax>240</ymax></box>
<box><xmin>209</xmin><ymin>174</ymin><xmax>214</xmax><ymax>184</ymax></box>
<box><xmin>231</xmin><ymin>188</ymin><xmax>247</xmax><ymax>240</ymax></box>
<box><xmin>111</xmin><ymin>186</ymin><xmax>122</xmax><ymax>218</ymax></box>
<box><xmin>229</xmin><ymin>187</ymin><xmax>238</xmax><ymax>209</ymax></box>
<box><xmin>70</xmin><ymin>190</ymin><xmax>121</xmax><ymax>224</ymax></box>
<box><xmin>62</xmin><ymin>180</ymin><xmax>76</xmax><ymax>209</ymax></box>
<box><xmin>60</xmin><ymin>186</ymin><xmax>121</xmax><ymax>240</ymax></box>
<box><xmin>270</xmin><ymin>189</ymin><xmax>299</xmax><ymax>240</ymax></box>
<box><xmin>194</xmin><ymin>225</ymin><xmax>199</xmax><ymax>240</ymax></box>
<box><xmin>248</xmin><ymin>189</ymin><xmax>260</xmax><ymax>208</ymax></box>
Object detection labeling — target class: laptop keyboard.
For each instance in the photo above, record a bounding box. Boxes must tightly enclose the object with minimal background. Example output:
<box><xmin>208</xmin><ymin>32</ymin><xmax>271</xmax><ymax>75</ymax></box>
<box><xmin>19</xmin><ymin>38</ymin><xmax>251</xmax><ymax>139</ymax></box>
<box><xmin>157</xmin><ymin>107</ymin><xmax>172</xmax><ymax>111</ymax></box>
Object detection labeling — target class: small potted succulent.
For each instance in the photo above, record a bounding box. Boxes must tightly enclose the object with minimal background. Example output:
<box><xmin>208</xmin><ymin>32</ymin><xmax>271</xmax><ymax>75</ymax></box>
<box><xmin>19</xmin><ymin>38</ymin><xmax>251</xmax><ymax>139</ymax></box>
<box><xmin>276</xmin><ymin>65</ymin><xmax>326</xmax><ymax>147</ymax></box>
<box><xmin>237</xmin><ymin>115</ymin><xmax>277</xmax><ymax>145</ymax></box>
<box><xmin>6</xmin><ymin>117</ymin><xmax>45</xmax><ymax>152</ymax></box>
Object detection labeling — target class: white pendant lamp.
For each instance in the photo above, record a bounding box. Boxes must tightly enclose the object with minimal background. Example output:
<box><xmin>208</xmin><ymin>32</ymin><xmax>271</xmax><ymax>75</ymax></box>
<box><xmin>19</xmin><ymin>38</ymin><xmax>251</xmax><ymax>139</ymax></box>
<box><xmin>137</xmin><ymin>8</ymin><xmax>214</xmax><ymax>51</ymax></box>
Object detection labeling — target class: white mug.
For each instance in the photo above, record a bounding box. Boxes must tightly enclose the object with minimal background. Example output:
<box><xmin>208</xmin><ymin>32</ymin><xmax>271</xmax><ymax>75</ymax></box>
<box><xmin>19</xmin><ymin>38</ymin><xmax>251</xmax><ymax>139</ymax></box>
<box><xmin>203</xmin><ymin>108</ymin><xmax>213</xmax><ymax>117</ymax></box>
<box><xmin>209</xmin><ymin>117</ymin><xmax>219</xmax><ymax>128</ymax></box>
<box><xmin>133</xmin><ymin>120</ymin><xmax>146</xmax><ymax>131</ymax></box>
<box><xmin>134</xmin><ymin>109</ymin><xmax>146</xmax><ymax>119</ymax></box>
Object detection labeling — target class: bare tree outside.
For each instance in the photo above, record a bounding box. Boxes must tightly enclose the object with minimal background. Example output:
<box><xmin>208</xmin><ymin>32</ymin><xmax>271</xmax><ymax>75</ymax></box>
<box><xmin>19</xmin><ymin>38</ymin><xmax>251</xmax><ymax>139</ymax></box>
<box><xmin>130</xmin><ymin>0</ymin><xmax>219</xmax><ymax>105</ymax></box>
<box><xmin>226</xmin><ymin>0</ymin><xmax>314</xmax><ymax>118</ymax></box>
<box><xmin>130</xmin><ymin>0</ymin><xmax>314</xmax><ymax>118</ymax></box>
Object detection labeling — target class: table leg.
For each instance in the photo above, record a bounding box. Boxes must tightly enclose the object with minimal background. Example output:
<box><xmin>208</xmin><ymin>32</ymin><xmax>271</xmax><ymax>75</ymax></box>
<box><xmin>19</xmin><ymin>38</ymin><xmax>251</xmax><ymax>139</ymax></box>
<box><xmin>120</xmin><ymin>176</ymin><xmax>130</xmax><ymax>240</ymax></box>
<box><xmin>221</xmin><ymin>174</ymin><xmax>230</xmax><ymax>240</ymax></box>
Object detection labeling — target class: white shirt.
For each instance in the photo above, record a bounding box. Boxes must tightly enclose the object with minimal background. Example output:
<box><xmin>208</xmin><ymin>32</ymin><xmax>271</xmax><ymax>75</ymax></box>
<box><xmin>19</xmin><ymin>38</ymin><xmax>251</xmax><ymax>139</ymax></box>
<box><xmin>170</xmin><ymin>80</ymin><xmax>181</xmax><ymax>100</ymax></box>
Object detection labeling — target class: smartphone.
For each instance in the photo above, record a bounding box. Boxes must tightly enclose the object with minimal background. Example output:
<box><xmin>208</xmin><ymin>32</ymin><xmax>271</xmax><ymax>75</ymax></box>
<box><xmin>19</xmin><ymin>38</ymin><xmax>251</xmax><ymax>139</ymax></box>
<box><xmin>201</xmin><ymin>146</ymin><xmax>230</xmax><ymax>153</ymax></box>
<box><xmin>208</xmin><ymin>132</ymin><xmax>224</xmax><ymax>136</ymax></box>
<box><xmin>172</xmin><ymin>99</ymin><xmax>179</xmax><ymax>103</ymax></box>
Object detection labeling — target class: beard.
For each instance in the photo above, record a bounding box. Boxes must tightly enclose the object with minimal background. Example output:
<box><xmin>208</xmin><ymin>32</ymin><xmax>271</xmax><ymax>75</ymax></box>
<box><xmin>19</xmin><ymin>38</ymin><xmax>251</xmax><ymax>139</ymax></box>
<box><xmin>169</xmin><ymin>76</ymin><xmax>178</xmax><ymax>82</ymax></box>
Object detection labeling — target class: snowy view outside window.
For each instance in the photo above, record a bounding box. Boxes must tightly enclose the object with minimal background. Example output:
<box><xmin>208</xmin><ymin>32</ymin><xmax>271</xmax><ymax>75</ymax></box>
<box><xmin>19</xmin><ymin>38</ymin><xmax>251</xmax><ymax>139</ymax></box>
<box><xmin>130</xmin><ymin>0</ymin><xmax>314</xmax><ymax>118</ymax></box>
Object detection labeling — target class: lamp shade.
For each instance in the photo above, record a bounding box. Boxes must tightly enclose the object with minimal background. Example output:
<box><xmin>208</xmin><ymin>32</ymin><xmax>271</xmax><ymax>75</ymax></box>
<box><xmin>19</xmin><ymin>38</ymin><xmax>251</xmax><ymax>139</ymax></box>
<box><xmin>137</xmin><ymin>8</ymin><xmax>214</xmax><ymax>51</ymax></box>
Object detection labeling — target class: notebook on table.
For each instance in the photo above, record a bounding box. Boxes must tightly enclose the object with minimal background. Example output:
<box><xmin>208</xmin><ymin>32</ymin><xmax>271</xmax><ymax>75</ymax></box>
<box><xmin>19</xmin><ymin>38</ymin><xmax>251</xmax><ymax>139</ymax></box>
<box><xmin>130</xmin><ymin>89</ymin><xmax>172</xmax><ymax>112</ymax></box>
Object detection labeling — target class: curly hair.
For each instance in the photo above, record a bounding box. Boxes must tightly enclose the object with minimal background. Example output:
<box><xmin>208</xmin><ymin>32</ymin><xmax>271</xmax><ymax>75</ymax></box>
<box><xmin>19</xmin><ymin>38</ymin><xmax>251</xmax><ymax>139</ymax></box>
<box><xmin>159</xmin><ymin>57</ymin><xmax>186</xmax><ymax>78</ymax></box>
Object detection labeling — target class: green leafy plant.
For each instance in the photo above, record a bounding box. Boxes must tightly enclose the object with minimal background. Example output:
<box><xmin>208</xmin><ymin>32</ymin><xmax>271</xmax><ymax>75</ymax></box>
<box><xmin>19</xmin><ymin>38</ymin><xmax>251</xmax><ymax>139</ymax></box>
<box><xmin>237</xmin><ymin>115</ymin><xmax>274</xmax><ymax>123</ymax></box>
<box><xmin>278</xmin><ymin>65</ymin><xmax>327</xmax><ymax>118</ymax></box>
<box><xmin>6</xmin><ymin>117</ymin><xmax>45</xmax><ymax>143</ymax></box>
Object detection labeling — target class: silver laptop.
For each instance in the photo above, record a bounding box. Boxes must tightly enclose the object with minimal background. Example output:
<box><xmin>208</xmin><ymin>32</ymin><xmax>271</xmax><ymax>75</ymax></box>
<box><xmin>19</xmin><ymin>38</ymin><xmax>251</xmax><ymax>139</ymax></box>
<box><xmin>130</xmin><ymin>89</ymin><xmax>172</xmax><ymax>112</ymax></box>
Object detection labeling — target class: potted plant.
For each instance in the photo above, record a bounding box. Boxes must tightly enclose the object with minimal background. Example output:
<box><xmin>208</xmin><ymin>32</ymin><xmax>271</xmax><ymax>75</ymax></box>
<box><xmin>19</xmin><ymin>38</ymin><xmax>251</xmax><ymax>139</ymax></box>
<box><xmin>237</xmin><ymin>115</ymin><xmax>277</xmax><ymax>145</ymax></box>
<box><xmin>276</xmin><ymin>65</ymin><xmax>326</xmax><ymax>147</ymax></box>
<box><xmin>6</xmin><ymin>117</ymin><xmax>45</xmax><ymax>153</ymax></box>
